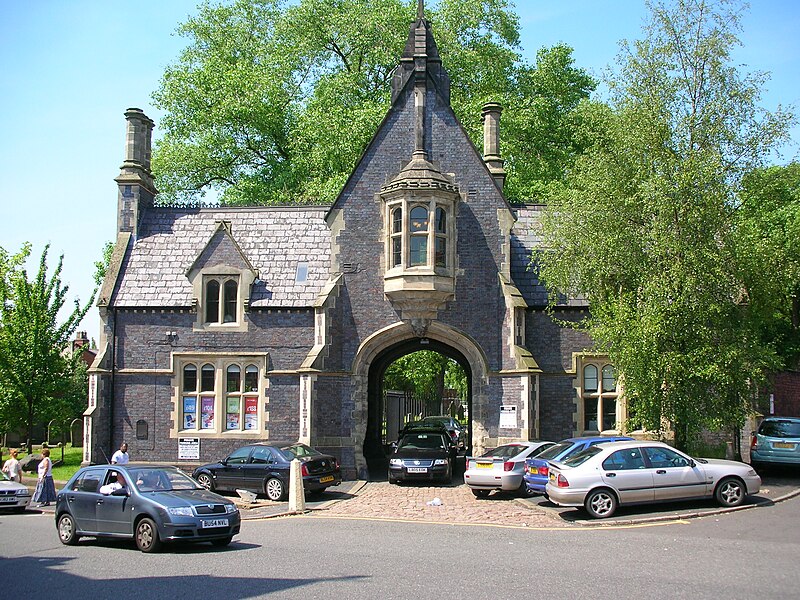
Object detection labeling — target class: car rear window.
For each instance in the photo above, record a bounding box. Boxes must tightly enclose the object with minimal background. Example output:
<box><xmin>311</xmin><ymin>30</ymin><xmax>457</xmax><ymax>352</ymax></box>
<box><xmin>535</xmin><ymin>442</ymin><xmax>573</xmax><ymax>460</ymax></box>
<box><xmin>481</xmin><ymin>444</ymin><xmax>526</xmax><ymax>459</ymax></box>
<box><xmin>759</xmin><ymin>420</ymin><xmax>800</xmax><ymax>439</ymax></box>
<box><xmin>562</xmin><ymin>446</ymin><xmax>603</xmax><ymax>467</ymax></box>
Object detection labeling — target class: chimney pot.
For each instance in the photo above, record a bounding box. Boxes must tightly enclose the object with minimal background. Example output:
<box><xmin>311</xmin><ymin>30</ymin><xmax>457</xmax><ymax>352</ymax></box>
<box><xmin>481</xmin><ymin>102</ymin><xmax>506</xmax><ymax>189</ymax></box>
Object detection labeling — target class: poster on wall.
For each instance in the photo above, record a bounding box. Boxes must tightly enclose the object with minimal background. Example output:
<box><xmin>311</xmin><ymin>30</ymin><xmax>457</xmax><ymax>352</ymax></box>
<box><xmin>201</xmin><ymin>396</ymin><xmax>214</xmax><ymax>429</ymax></box>
<box><xmin>244</xmin><ymin>396</ymin><xmax>258</xmax><ymax>430</ymax></box>
<box><xmin>226</xmin><ymin>397</ymin><xmax>240</xmax><ymax>430</ymax></box>
<box><xmin>183</xmin><ymin>397</ymin><xmax>197</xmax><ymax>429</ymax></box>
<box><xmin>178</xmin><ymin>437</ymin><xmax>200</xmax><ymax>460</ymax></box>
<box><xmin>499</xmin><ymin>405</ymin><xmax>517</xmax><ymax>429</ymax></box>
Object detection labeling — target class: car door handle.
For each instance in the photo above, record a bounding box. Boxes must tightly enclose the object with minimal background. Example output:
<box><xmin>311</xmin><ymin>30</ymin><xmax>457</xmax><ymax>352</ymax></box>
<box><xmin>96</xmin><ymin>499</ymin><xmax>104</xmax><ymax>504</ymax></box>
<box><xmin>656</xmin><ymin>469</ymin><xmax>667</xmax><ymax>474</ymax></box>
<box><xmin>605</xmin><ymin>472</ymin><xmax>616</xmax><ymax>477</ymax></box>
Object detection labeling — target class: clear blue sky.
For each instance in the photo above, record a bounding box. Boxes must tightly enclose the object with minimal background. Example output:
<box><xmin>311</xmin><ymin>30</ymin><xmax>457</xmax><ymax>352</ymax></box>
<box><xmin>1</xmin><ymin>0</ymin><xmax>798</xmax><ymax>342</ymax></box>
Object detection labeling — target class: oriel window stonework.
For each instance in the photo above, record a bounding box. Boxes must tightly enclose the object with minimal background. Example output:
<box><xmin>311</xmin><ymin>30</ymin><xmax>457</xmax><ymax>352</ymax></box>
<box><xmin>175</xmin><ymin>354</ymin><xmax>267</xmax><ymax>437</ymax></box>
<box><xmin>577</xmin><ymin>358</ymin><xmax>619</xmax><ymax>433</ymax></box>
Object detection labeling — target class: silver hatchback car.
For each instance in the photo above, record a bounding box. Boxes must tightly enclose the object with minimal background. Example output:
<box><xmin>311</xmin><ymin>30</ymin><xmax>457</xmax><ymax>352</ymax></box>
<box><xmin>546</xmin><ymin>440</ymin><xmax>761</xmax><ymax>518</ymax></box>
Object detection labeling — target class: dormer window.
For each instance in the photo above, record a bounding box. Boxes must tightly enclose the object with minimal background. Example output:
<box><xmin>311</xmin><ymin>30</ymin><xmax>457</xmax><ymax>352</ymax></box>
<box><xmin>204</xmin><ymin>276</ymin><xmax>239</xmax><ymax>324</ymax></box>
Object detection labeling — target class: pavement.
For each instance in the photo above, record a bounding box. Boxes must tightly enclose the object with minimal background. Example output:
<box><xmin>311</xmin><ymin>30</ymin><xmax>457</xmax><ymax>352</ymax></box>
<box><xmin>23</xmin><ymin>470</ymin><xmax>800</xmax><ymax>529</ymax></box>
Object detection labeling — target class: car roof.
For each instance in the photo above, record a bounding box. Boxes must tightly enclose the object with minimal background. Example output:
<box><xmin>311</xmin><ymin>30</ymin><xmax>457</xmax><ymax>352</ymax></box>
<box><xmin>760</xmin><ymin>416</ymin><xmax>800</xmax><ymax>421</ymax></box>
<box><xmin>585</xmin><ymin>440</ymin><xmax>673</xmax><ymax>452</ymax></box>
<box><xmin>560</xmin><ymin>436</ymin><xmax>634</xmax><ymax>444</ymax></box>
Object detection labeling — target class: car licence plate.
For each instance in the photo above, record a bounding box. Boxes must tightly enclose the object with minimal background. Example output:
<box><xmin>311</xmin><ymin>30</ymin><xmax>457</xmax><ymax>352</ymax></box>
<box><xmin>773</xmin><ymin>442</ymin><xmax>796</xmax><ymax>449</ymax></box>
<box><xmin>476</xmin><ymin>462</ymin><xmax>493</xmax><ymax>469</ymax></box>
<box><xmin>201</xmin><ymin>518</ymin><xmax>228</xmax><ymax>528</ymax></box>
<box><xmin>0</xmin><ymin>497</ymin><xmax>17</xmax><ymax>503</ymax></box>
<box><xmin>407</xmin><ymin>467</ymin><xmax>427</xmax><ymax>473</ymax></box>
<box><xmin>319</xmin><ymin>475</ymin><xmax>334</xmax><ymax>483</ymax></box>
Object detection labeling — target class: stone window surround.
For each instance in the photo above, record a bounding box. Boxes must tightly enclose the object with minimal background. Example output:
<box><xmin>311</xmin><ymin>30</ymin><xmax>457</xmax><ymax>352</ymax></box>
<box><xmin>188</xmin><ymin>264</ymin><xmax>255</xmax><ymax>333</ymax></box>
<box><xmin>573</xmin><ymin>354</ymin><xmax>621</xmax><ymax>436</ymax></box>
<box><xmin>170</xmin><ymin>352</ymin><xmax>269</xmax><ymax>439</ymax></box>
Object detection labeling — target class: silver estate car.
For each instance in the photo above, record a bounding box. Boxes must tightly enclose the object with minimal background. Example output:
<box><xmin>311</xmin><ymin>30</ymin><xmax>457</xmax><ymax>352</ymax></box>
<box><xmin>545</xmin><ymin>440</ymin><xmax>761</xmax><ymax>519</ymax></box>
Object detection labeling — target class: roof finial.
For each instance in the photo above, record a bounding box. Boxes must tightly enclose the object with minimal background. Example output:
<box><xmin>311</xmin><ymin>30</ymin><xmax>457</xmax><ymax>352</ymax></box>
<box><xmin>417</xmin><ymin>0</ymin><xmax>424</xmax><ymax>21</ymax></box>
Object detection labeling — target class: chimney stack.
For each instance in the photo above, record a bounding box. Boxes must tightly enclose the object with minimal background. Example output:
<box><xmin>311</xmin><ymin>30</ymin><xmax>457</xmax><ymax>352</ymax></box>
<box><xmin>115</xmin><ymin>108</ymin><xmax>157</xmax><ymax>235</ymax></box>
<box><xmin>481</xmin><ymin>102</ymin><xmax>506</xmax><ymax>189</ymax></box>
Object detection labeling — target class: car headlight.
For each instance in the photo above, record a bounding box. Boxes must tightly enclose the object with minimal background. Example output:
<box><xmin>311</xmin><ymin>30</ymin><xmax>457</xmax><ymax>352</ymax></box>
<box><xmin>389</xmin><ymin>458</ymin><xmax>402</xmax><ymax>466</ymax></box>
<box><xmin>434</xmin><ymin>459</ymin><xmax>448</xmax><ymax>465</ymax></box>
<box><xmin>166</xmin><ymin>506</ymin><xmax>194</xmax><ymax>517</ymax></box>
<box><xmin>16</xmin><ymin>489</ymin><xmax>31</xmax><ymax>496</ymax></box>
<box><xmin>225</xmin><ymin>503</ymin><xmax>238</xmax><ymax>514</ymax></box>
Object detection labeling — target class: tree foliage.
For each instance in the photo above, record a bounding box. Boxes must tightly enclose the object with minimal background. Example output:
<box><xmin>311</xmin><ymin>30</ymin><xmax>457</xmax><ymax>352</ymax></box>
<box><xmin>384</xmin><ymin>350</ymin><xmax>466</xmax><ymax>407</ymax></box>
<box><xmin>151</xmin><ymin>0</ymin><xmax>594</xmax><ymax>205</ymax></box>
<box><xmin>538</xmin><ymin>0</ymin><xmax>793</xmax><ymax>449</ymax></box>
<box><xmin>0</xmin><ymin>245</ymin><xmax>94</xmax><ymax>453</ymax></box>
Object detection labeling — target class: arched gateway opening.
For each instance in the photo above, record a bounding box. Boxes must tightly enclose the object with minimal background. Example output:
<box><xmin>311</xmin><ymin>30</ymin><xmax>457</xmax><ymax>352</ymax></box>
<box><xmin>351</xmin><ymin>322</ymin><xmax>489</xmax><ymax>480</ymax></box>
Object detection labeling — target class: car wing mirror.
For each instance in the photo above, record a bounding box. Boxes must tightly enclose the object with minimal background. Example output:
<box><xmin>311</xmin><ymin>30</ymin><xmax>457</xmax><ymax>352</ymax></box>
<box><xmin>688</xmin><ymin>459</ymin><xmax>696</xmax><ymax>468</ymax></box>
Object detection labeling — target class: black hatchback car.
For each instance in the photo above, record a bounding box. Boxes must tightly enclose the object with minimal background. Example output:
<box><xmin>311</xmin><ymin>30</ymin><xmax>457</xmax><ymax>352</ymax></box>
<box><xmin>193</xmin><ymin>443</ymin><xmax>341</xmax><ymax>501</ymax></box>
<box><xmin>55</xmin><ymin>464</ymin><xmax>240</xmax><ymax>553</ymax></box>
<box><xmin>389</xmin><ymin>425</ymin><xmax>454</xmax><ymax>484</ymax></box>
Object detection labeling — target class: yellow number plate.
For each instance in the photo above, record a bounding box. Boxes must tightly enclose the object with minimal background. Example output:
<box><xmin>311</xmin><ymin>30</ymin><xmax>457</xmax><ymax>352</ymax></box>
<box><xmin>773</xmin><ymin>442</ymin><xmax>795</xmax><ymax>449</ymax></box>
<box><xmin>320</xmin><ymin>475</ymin><xmax>335</xmax><ymax>483</ymax></box>
<box><xmin>476</xmin><ymin>462</ymin><xmax>493</xmax><ymax>469</ymax></box>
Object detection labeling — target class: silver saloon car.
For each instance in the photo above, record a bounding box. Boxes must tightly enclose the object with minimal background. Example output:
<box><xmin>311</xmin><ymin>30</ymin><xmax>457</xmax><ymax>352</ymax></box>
<box><xmin>464</xmin><ymin>441</ymin><xmax>554</xmax><ymax>497</ymax></box>
<box><xmin>545</xmin><ymin>440</ymin><xmax>761</xmax><ymax>518</ymax></box>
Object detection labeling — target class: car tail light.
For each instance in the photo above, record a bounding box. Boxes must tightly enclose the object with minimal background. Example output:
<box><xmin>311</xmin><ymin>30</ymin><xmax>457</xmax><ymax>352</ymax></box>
<box><xmin>750</xmin><ymin>433</ymin><xmax>758</xmax><ymax>451</ymax></box>
<box><xmin>301</xmin><ymin>463</ymin><xmax>309</xmax><ymax>477</ymax></box>
<box><xmin>556</xmin><ymin>474</ymin><xmax>569</xmax><ymax>488</ymax></box>
<box><xmin>504</xmin><ymin>461</ymin><xmax>514</xmax><ymax>472</ymax></box>
<box><xmin>539</xmin><ymin>465</ymin><xmax>549</xmax><ymax>477</ymax></box>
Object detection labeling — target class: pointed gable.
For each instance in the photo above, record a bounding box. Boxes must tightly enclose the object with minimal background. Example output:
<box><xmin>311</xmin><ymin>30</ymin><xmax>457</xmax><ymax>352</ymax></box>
<box><xmin>186</xmin><ymin>220</ymin><xmax>257</xmax><ymax>280</ymax></box>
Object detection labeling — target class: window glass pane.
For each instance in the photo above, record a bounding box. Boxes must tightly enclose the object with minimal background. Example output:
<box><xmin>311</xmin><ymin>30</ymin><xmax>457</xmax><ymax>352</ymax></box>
<box><xmin>644</xmin><ymin>447</ymin><xmax>691</xmax><ymax>469</ymax></box>
<box><xmin>435</xmin><ymin>207</ymin><xmax>446</xmax><ymax>233</ymax></box>
<box><xmin>584</xmin><ymin>397</ymin><xmax>598</xmax><ymax>431</ymax></box>
<box><xmin>226</xmin><ymin>397</ymin><xmax>240</xmax><ymax>430</ymax></box>
<box><xmin>392</xmin><ymin>237</ymin><xmax>402</xmax><ymax>267</ymax></box>
<box><xmin>201</xmin><ymin>364</ymin><xmax>215</xmax><ymax>392</ymax></box>
<box><xmin>182</xmin><ymin>365</ymin><xmax>197</xmax><ymax>392</ymax></box>
<box><xmin>226</xmin><ymin>446</ymin><xmax>251</xmax><ymax>464</ymax></box>
<box><xmin>245</xmin><ymin>365</ymin><xmax>259</xmax><ymax>392</ymax></box>
<box><xmin>602</xmin><ymin>398</ymin><xmax>617</xmax><ymax>430</ymax></box>
<box><xmin>200</xmin><ymin>396</ymin><xmax>215</xmax><ymax>429</ymax></box>
<box><xmin>435</xmin><ymin>237</ymin><xmax>446</xmax><ymax>267</ymax></box>
<box><xmin>250</xmin><ymin>447</ymin><xmax>272</xmax><ymax>464</ymax></box>
<box><xmin>392</xmin><ymin>207</ymin><xmax>402</xmax><ymax>234</ymax></box>
<box><xmin>205</xmin><ymin>280</ymin><xmax>220</xmax><ymax>323</ymax></box>
<box><xmin>602</xmin><ymin>365</ymin><xmax>616</xmax><ymax>392</ymax></box>
<box><xmin>410</xmin><ymin>235</ymin><xmax>427</xmax><ymax>266</ymax></box>
<box><xmin>244</xmin><ymin>396</ymin><xmax>259</xmax><ymax>430</ymax></box>
<box><xmin>226</xmin><ymin>365</ymin><xmax>241</xmax><ymax>393</ymax></box>
<box><xmin>295</xmin><ymin>262</ymin><xmax>308</xmax><ymax>282</ymax></box>
<box><xmin>182</xmin><ymin>396</ymin><xmax>197</xmax><ymax>429</ymax></box>
<box><xmin>584</xmin><ymin>365</ymin><xmax>598</xmax><ymax>392</ymax></box>
<box><xmin>602</xmin><ymin>448</ymin><xmax>645</xmax><ymax>470</ymax></box>
<box><xmin>223</xmin><ymin>280</ymin><xmax>237</xmax><ymax>323</ymax></box>
<box><xmin>409</xmin><ymin>206</ymin><xmax>428</xmax><ymax>232</ymax></box>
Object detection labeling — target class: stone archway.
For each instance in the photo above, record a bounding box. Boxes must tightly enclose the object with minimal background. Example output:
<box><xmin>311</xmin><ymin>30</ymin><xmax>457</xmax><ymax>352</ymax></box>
<box><xmin>350</xmin><ymin>321</ymin><xmax>490</xmax><ymax>479</ymax></box>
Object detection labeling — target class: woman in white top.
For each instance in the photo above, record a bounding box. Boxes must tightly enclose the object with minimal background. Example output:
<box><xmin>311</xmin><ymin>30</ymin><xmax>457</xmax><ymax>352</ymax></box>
<box><xmin>2</xmin><ymin>448</ymin><xmax>23</xmax><ymax>482</ymax></box>
<box><xmin>32</xmin><ymin>447</ymin><xmax>57</xmax><ymax>506</ymax></box>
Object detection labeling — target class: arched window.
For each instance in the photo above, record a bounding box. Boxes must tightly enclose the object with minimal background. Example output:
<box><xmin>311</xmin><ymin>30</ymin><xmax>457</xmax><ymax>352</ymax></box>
<box><xmin>245</xmin><ymin>365</ymin><xmax>259</xmax><ymax>392</ymax></box>
<box><xmin>602</xmin><ymin>365</ymin><xmax>616</xmax><ymax>392</ymax></box>
<box><xmin>223</xmin><ymin>280</ymin><xmax>238</xmax><ymax>323</ymax></box>
<box><xmin>583</xmin><ymin>365</ymin><xmax>598</xmax><ymax>392</ymax></box>
<box><xmin>182</xmin><ymin>364</ymin><xmax>197</xmax><ymax>393</ymax></box>
<box><xmin>434</xmin><ymin>207</ymin><xmax>447</xmax><ymax>267</ymax></box>
<box><xmin>205</xmin><ymin>280</ymin><xmax>220</xmax><ymax>323</ymax></box>
<box><xmin>391</xmin><ymin>207</ymin><xmax>403</xmax><ymax>267</ymax></box>
<box><xmin>409</xmin><ymin>206</ymin><xmax>428</xmax><ymax>266</ymax></box>
<box><xmin>226</xmin><ymin>364</ymin><xmax>241</xmax><ymax>393</ymax></box>
<box><xmin>581</xmin><ymin>361</ymin><xmax>619</xmax><ymax>433</ymax></box>
<box><xmin>201</xmin><ymin>364</ymin><xmax>215</xmax><ymax>392</ymax></box>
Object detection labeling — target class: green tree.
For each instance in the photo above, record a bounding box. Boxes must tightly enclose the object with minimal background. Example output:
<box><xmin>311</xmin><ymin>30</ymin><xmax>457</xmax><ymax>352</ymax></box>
<box><xmin>0</xmin><ymin>245</ymin><xmax>94</xmax><ymax>453</ymax></box>
<box><xmin>538</xmin><ymin>0</ymin><xmax>793</xmax><ymax>450</ymax></box>
<box><xmin>736</xmin><ymin>163</ymin><xmax>800</xmax><ymax>370</ymax></box>
<box><xmin>383</xmin><ymin>350</ymin><xmax>466</xmax><ymax>414</ymax></box>
<box><xmin>151</xmin><ymin>0</ymin><xmax>594</xmax><ymax>205</ymax></box>
<box><xmin>93</xmin><ymin>241</ymin><xmax>115</xmax><ymax>288</ymax></box>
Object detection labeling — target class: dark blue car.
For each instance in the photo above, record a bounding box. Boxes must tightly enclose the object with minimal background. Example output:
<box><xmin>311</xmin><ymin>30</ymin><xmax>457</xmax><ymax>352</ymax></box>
<box><xmin>523</xmin><ymin>436</ymin><xmax>633</xmax><ymax>494</ymax></box>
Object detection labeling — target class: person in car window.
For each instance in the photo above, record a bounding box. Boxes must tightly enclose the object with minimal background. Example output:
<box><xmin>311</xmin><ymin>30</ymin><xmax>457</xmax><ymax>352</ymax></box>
<box><xmin>99</xmin><ymin>472</ymin><xmax>128</xmax><ymax>495</ymax></box>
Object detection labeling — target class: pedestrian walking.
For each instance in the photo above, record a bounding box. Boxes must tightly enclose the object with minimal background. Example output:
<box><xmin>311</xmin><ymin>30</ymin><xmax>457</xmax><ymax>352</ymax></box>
<box><xmin>111</xmin><ymin>442</ymin><xmax>129</xmax><ymax>464</ymax></box>
<box><xmin>32</xmin><ymin>448</ymin><xmax>57</xmax><ymax>507</ymax></box>
<box><xmin>2</xmin><ymin>449</ymin><xmax>23</xmax><ymax>483</ymax></box>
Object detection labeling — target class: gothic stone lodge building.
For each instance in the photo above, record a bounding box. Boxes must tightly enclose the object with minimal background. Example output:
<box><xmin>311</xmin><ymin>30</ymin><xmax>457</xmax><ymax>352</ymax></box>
<box><xmin>85</xmin><ymin>10</ymin><xmax>622</xmax><ymax>478</ymax></box>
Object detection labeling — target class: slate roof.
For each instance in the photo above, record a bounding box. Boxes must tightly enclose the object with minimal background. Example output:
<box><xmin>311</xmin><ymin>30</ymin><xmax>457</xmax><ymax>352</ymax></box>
<box><xmin>113</xmin><ymin>206</ymin><xmax>331</xmax><ymax>308</ymax></box>
<box><xmin>510</xmin><ymin>204</ymin><xmax>588</xmax><ymax>308</ymax></box>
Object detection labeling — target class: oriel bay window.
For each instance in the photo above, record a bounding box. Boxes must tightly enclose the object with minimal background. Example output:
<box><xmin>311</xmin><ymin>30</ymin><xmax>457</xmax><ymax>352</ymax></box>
<box><xmin>581</xmin><ymin>362</ymin><xmax>618</xmax><ymax>433</ymax></box>
<box><xmin>179</xmin><ymin>358</ymin><xmax>264</xmax><ymax>434</ymax></box>
<box><xmin>385</xmin><ymin>201</ymin><xmax>452</xmax><ymax>271</ymax></box>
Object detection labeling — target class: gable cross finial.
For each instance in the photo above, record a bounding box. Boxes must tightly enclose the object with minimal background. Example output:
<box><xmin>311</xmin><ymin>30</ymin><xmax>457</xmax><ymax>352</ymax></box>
<box><xmin>417</xmin><ymin>0</ymin><xmax>424</xmax><ymax>20</ymax></box>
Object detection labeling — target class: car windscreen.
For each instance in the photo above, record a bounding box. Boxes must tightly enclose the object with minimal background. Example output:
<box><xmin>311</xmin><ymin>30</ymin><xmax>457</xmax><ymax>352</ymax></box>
<box><xmin>130</xmin><ymin>468</ymin><xmax>200</xmax><ymax>492</ymax></box>
<box><xmin>534</xmin><ymin>442</ymin><xmax>573</xmax><ymax>461</ymax></box>
<box><xmin>398</xmin><ymin>433</ymin><xmax>446</xmax><ymax>450</ymax></box>
<box><xmin>481</xmin><ymin>444</ymin><xmax>527</xmax><ymax>459</ymax></box>
<box><xmin>280</xmin><ymin>444</ymin><xmax>323</xmax><ymax>459</ymax></box>
<box><xmin>561</xmin><ymin>446</ymin><xmax>603</xmax><ymax>467</ymax></box>
<box><xmin>759</xmin><ymin>420</ymin><xmax>800</xmax><ymax>439</ymax></box>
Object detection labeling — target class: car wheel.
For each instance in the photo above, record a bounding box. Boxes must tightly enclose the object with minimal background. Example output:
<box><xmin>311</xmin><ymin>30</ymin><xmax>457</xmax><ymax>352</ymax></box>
<box><xmin>517</xmin><ymin>479</ymin><xmax>535</xmax><ymax>498</ymax></box>
<box><xmin>471</xmin><ymin>489</ymin><xmax>490</xmax><ymax>498</ymax></box>
<box><xmin>715</xmin><ymin>477</ymin><xmax>745</xmax><ymax>507</ymax></box>
<box><xmin>211</xmin><ymin>536</ymin><xmax>233</xmax><ymax>547</ymax></box>
<box><xmin>264</xmin><ymin>477</ymin><xmax>286</xmax><ymax>501</ymax></box>
<box><xmin>584</xmin><ymin>488</ymin><xmax>617</xmax><ymax>519</ymax></box>
<box><xmin>196</xmin><ymin>473</ymin><xmax>214</xmax><ymax>491</ymax></box>
<box><xmin>135</xmin><ymin>517</ymin><xmax>162</xmax><ymax>553</ymax></box>
<box><xmin>57</xmin><ymin>513</ymin><xmax>80</xmax><ymax>546</ymax></box>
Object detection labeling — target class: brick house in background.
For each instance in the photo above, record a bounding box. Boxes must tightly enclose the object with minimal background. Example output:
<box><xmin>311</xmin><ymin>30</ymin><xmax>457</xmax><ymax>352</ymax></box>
<box><xmin>85</xmin><ymin>9</ymin><xmax>635</xmax><ymax>477</ymax></box>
